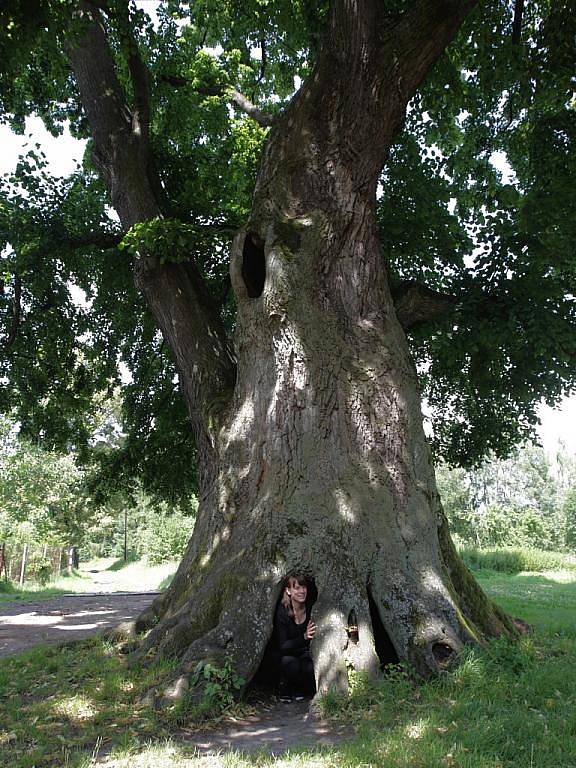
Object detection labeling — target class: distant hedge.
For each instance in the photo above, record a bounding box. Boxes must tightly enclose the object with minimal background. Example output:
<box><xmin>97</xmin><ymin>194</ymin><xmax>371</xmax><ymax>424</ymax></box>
<box><xmin>460</xmin><ymin>546</ymin><xmax>576</xmax><ymax>574</ymax></box>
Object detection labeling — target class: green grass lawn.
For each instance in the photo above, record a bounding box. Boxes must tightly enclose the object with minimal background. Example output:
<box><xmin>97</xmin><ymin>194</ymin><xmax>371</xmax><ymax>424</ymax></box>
<box><xmin>1</xmin><ymin>566</ymin><xmax>576</xmax><ymax>767</ymax></box>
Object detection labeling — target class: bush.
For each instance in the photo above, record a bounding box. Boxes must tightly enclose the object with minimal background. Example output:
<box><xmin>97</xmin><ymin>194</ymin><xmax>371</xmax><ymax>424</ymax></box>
<box><xmin>460</xmin><ymin>545</ymin><xmax>576</xmax><ymax>574</ymax></box>
<box><xmin>0</xmin><ymin>579</ymin><xmax>16</xmax><ymax>594</ymax></box>
<box><xmin>141</xmin><ymin>507</ymin><xmax>196</xmax><ymax>564</ymax></box>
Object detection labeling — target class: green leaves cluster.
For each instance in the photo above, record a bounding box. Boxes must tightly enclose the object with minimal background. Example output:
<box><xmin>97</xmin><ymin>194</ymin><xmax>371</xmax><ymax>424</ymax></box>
<box><xmin>119</xmin><ymin>217</ymin><xmax>197</xmax><ymax>263</ymax></box>
<box><xmin>0</xmin><ymin>416</ymin><xmax>91</xmax><ymax>547</ymax></box>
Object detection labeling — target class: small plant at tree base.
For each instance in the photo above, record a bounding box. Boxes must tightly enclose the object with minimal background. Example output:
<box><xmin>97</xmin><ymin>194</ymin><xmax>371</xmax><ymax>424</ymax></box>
<box><xmin>169</xmin><ymin>658</ymin><xmax>244</xmax><ymax>723</ymax></box>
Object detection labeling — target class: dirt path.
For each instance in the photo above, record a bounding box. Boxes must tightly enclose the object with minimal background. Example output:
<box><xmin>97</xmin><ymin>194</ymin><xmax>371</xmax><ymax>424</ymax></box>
<box><xmin>0</xmin><ymin>592</ymin><xmax>157</xmax><ymax>657</ymax></box>
<box><xmin>178</xmin><ymin>698</ymin><xmax>355</xmax><ymax>755</ymax></box>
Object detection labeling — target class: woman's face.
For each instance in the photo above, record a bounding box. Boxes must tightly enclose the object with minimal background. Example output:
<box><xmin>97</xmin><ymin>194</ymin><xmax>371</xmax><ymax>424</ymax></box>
<box><xmin>287</xmin><ymin>578</ymin><xmax>307</xmax><ymax>605</ymax></box>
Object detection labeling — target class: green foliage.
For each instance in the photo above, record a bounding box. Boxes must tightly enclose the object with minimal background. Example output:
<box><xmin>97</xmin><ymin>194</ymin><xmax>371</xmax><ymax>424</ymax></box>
<box><xmin>119</xmin><ymin>218</ymin><xmax>202</xmax><ymax>264</ymax></box>
<box><xmin>82</xmin><ymin>487</ymin><xmax>196</xmax><ymax>564</ymax></box>
<box><xmin>0</xmin><ymin>413</ymin><xmax>196</xmax><ymax>572</ymax></box>
<box><xmin>437</xmin><ymin>442</ymin><xmax>573</xmax><ymax>552</ymax></box>
<box><xmin>459</xmin><ymin>545</ymin><xmax>576</xmax><ymax>574</ymax></box>
<box><xmin>0</xmin><ymin>579</ymin><xmax>16</xmax><ymax>594</ymax></box>
<box><xmin>0</xmin><ymin>416</ymin><xmax>93</xmax><ymax>547</ymax></box>
<box><xmin>563</xmin><ymin>487</ymin><xmax>576</xmax><ymax>552</ymax></box>
<box><xmin>140</xmin><ymin>504</ymin><xmax>197</xmax><ymax>564</ymax></box>
<box><xmin>170</xmin><ymin>658</ymin><xmax>245</xmax><ymax>722</ymax></box>
<box><xmin>0</xmin><ymin>0</ymin><xmax>574</xmax><ymax>490</ymax></box>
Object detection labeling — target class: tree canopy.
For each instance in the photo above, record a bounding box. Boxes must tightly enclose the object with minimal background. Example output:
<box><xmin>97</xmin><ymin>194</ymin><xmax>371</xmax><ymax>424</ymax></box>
<box><xmin>0</xmin><ymin>0</ymin><xmax>574</xmax><ymax>498</ymax></box>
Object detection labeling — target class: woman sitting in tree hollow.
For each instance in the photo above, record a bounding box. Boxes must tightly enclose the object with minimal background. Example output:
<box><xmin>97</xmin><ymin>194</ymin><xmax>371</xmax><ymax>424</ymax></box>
<box><xmin>273</xmin><ymin>574</ymin><xmax>316</xmax><ymax>702</ymax></box>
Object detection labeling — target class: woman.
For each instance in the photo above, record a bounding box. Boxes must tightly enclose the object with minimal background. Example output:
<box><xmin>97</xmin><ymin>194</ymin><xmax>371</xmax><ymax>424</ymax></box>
<box><xmin>273</xmin><ymin>574</ymin><xmax>316</xmax><ymax>702</ymax></box>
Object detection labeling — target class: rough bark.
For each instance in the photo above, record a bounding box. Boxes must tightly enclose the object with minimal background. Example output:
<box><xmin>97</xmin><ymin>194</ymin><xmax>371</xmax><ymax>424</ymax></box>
<box><xmin>68</xmin><ymin>0</ymin><xmax>516</xmax><ymax>704</ymax></box>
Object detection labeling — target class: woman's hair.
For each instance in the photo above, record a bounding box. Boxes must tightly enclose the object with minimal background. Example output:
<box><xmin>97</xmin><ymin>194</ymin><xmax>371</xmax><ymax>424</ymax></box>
<box><xmin>281</xmin><ymin>574</ymin><xmax>308</xmax><ymax>618</ymax></box>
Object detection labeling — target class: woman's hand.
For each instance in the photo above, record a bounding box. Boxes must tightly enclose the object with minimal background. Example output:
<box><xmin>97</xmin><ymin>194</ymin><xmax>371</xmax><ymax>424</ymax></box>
<box><xmin>304</xmin><ymin>620</ymin><xmax>316</xmax><ymax>640</ymax></box>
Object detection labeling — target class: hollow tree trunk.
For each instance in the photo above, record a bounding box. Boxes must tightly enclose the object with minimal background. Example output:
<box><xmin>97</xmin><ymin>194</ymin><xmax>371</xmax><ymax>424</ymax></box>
<box><xmin>135</xmin><ymin>0</ymin><xmax>516</xmax><ymax>699</ymax></box>
<box><xmin>66</xmin><ymin>0</ymin><xmax>515</xmax><ymax>703</ymax></box>
<box><xmin>136</xmin><ymin>179</ymin><xmax>514</xmax><ymax>701</ymax></box>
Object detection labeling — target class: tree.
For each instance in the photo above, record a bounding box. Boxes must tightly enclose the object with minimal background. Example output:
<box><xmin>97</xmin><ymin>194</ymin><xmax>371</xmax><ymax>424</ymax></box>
<box><xmin>0</xmin><ymin>416</ymin><xmax>91</xmax><ymax>547</ymax></box>
<box><xmin>437</xmin><ymin>444</ymin><xmax>571</xmax><ymax>551</ymax></box>
<box><xmin>563</xmin><ymin>488</ymin><xmax>576</xmax><ymax>553</ymax></box>
<box><xmin>1</xmin><ymin>0</ymin><xmax>574</xmax><ymax>699</ymax></box>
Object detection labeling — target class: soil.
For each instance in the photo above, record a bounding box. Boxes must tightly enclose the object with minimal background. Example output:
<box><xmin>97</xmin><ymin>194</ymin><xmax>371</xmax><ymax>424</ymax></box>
<box><xmin>0</xmin><ymin>592</ymin><xmax>356</xmax><ymax>756</ymax></box>
<box><xmin>178</xmin><ymin>697</ymin><xmax>355</xmax><ymax>755</ymax></box>
<box><xmin>0</xmin><ymin>592</ymin><xmax>158</xmax><ymax>658</ymax></box>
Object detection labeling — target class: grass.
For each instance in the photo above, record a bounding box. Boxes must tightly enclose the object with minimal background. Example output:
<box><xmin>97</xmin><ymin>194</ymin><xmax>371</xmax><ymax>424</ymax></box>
<box><xmin>0</xmin><ymin>557</ymin><xmax>179</xmax><ymax>603</ymax></box>
<box><xmin>1</xmin><ymin>559</ymin><xmax>576</xmax><ymax>767</ymax></box>
<box><xmin>459</xmin><ymin>545</ymin><xmax>576</xmax><ymax>575</ymax></box>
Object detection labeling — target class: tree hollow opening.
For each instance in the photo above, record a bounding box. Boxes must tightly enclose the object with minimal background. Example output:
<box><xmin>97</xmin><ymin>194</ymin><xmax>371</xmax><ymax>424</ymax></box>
<box><xmin>367</xmin><ymin>586</ymin><xmax>400</xmax><ymax>668</ymax></box>
<box><xmin>242</xmin><ymin>232</ymin><xmax>266</xmax><ymax>298</ymax></box>
<box><xmin>250</xmin><ymin>576</ymin><xmax>317</xmax><ymax>692</ymax></box>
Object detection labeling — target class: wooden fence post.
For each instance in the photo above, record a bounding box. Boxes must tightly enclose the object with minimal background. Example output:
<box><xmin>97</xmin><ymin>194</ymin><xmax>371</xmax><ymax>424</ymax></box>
<box><xmin>19</xmin><ymin>543</ymin><xmax>28</xmax><ymax>586</ymax></box>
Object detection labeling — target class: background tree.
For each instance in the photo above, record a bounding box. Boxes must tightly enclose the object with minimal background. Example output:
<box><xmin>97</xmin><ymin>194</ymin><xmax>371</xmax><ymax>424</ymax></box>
<box><xmin>0</xmin><ymin>415</ymin><xmax>92</xmax><ymax>548</ymax></box>
<box><xmin>562</xmin><ymin>488</ymin><xmax>576</xmax><ymax>553</ymax></box>
<box><xmin>437</xmin><ymin>443</ymin><xmax>572</xmax><ymax>551</ymax></box>
<box><xmin>0</xmin><ymin>0</ymin><xmax>575</xmax><ymax>700</ymax></box>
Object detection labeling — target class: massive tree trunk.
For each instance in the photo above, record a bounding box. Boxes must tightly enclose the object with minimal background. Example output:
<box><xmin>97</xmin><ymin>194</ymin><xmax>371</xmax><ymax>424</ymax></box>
<box><xmin>67</xmin><ymin>0</ymin><xmax>516</xmax><ymax>702</ymax></box>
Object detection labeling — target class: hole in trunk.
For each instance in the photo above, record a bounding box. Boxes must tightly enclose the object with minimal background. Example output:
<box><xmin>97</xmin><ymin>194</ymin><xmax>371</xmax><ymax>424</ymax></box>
<box><xmin>367</xmin><ymin>587</ymin><xmax>400</xmax><ymax>668</ymax></box>
<box><xmin>432</xmin><ymin>641</ymin><xmax>456</xmax><ymax>668</ymax></box>
<box><xmin>242</xmin><ymin>232</ymin><xmax>266</xmax><ymax>298</ymax></box>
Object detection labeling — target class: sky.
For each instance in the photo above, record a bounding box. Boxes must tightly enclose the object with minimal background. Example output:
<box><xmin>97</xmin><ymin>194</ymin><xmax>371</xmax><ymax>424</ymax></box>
<box><xmin>1</xmin><ymin>117</ymin><xmax>575</xmax><ymax>458</ymax></box>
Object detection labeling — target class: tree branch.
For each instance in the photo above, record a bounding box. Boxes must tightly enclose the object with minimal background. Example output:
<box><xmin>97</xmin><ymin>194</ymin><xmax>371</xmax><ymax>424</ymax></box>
<box><xmin>392</xmin><ymin>280</ymin><xmax>457</xmax><ymax>330</ymax></box>
<box><xmin>4</xmin><ymin>275</ymin><xmax>22</xmax><ymax>349</ymax></box>
<box><xmin>277</xmin><ymin>0</ymin><xmax>479</xmax><ymax>191</ymax></box>
<box><xmin>512</xmin><ymin>0</ymin><xmax>525</xmax><ymax>45</ymax></box>
<box><xmin>112</xmin><ymin>0</ymin><xmax>151</xmax><ymax>139</ymax></box>
<box><xmin>64</xmin><ymin>230</ymin><xmax>123</xmax><ymax>250</ymax></box>
<box><xmin>64</xmin><ymin>2</ymin><xmax>237</xmax><ymax>492</ymax></box>
<box><xmin>161</xmin><ymin>76</ymin><xmax>277</xmax><ymax>127</ymax></box>
<box><xmin>228</xmin><ymin>88</ymin><xmax>276</xmax><ymax>127</ymax></box>
<box><xmin>393</xmin><ymin>0</ymin><xmax>480</xmax><ymax>100</ymax></box>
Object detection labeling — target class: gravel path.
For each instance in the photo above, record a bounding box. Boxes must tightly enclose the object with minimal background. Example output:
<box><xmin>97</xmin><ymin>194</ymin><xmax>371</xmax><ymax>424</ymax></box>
<box><xmin>0</xmin><ymin>592</ymin><xmax>157</xmax><ymax>657</ymax></box>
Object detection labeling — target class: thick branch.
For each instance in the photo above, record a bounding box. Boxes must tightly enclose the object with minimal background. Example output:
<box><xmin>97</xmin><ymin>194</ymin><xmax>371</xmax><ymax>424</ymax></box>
<box><xmin>394</xmin><ymin>0</ymin><xmax>479</xmax><ymax>99</ymax></box>
<box><xmin>228</xmin><ymin>89</ymin><xmax>276</xmax><ymax>127</ymax></box>
<box><xmin>112</xmin><ymin>0</ymin><xmax>151</xmax><ymax>138</ymax></box>
<box><xmin>65</xmin><ymin>2</ymin><xmax>135</xmax><ymax>184</ymax></box>
<box><xmin>266</xmin><ymin>0</ymin><xmax>480</xmax><ymax>194</ymax></box>
<box><xmin>62</xmin><ymin>223</ymin><xmax>236</xmax><ymax>253</ymax></box>
<box><xmin>65</xmin><ymin>1</ymin><xmax>237</xmax><ymax>490</ymax></box>
<box><xmin>64</xmin><ymin>230</ymin><xmax>123</xmax><ymax>250</ymax></box>
<box><xmin>392</xmin><ymin>280</ymin><xmax>456</xmax><ymax>330</ymax></box>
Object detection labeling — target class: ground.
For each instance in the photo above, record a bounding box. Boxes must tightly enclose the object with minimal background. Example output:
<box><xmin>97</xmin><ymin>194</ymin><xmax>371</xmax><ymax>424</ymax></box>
<box><xmin>0</xmin><ymin>592</ymin><xmax>158</xmax><ymax>657</ymax></box>
<box><xmin>0</xmin><ymin>558</ymin><xmax>354</xmax><ymax>757</ymax></box>
<box><xmin>1</xmin><ymin>554</ymin><xmax>576</xmax><ymax>766</ymax></box>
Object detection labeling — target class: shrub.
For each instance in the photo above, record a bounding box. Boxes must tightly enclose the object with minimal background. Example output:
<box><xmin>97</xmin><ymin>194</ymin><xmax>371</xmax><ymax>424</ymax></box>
<box><xmin>0</xmin><ymin>579</ymin><xmax>16</xmax><ymax>594</ymax></box>
<box><xmin>141</xmin><ymin>507</ymin><xmax>196</xmax><ymax>564</ymax></box>
<box><xmin>459</xmin><ymin>545</ymin><xmax>576</xmax><ymax>574</ymax></box>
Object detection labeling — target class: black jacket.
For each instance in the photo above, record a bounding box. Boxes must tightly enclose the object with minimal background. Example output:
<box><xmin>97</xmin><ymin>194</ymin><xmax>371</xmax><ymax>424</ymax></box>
<box><xmin>273</xmin><ymin>602</ymin><xmax>311</xmax><ymax>658</ymax></box>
